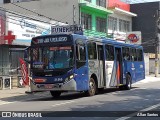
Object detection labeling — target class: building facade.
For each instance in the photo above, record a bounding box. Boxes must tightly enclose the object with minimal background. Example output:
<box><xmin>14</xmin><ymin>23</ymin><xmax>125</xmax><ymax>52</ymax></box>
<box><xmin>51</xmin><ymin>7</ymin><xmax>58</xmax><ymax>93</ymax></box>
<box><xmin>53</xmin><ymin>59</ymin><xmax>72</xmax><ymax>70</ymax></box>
<box><xmin>131</xmin><ymin>1</ymin><xmax>160</xmax><ymax>53</ymax></box>
<box><xmin>107</xmin><ymin>0</ymin><xmax>137</xmax><ymax>41</ymax></box>
<box><xmin>1</xmin><ymin>0</ymin><xmax>113</xmax><ymax>37</ymax></box>
<box><xmin>80</xmin><ymin>0</ymin><xmax>112</xmax><ymax>37</ymax></box>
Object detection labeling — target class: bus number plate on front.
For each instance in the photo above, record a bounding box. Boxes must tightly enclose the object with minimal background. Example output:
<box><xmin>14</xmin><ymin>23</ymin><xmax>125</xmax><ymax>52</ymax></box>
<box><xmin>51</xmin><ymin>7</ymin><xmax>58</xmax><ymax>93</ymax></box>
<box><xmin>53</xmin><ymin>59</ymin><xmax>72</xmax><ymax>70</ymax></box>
<box><xmin>44</xmin><ymin>84</ymin><xmax>54</xmax><ymax>89</ymax></box>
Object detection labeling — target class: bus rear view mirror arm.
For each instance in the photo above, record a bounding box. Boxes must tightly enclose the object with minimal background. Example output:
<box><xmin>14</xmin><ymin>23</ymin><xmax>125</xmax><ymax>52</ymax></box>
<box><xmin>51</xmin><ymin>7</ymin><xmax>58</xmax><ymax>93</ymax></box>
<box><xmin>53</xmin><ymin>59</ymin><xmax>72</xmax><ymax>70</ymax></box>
<box><xmin>24</xmin><ymin>58</ymin><xmax>31</xmax><ymax>63</ymax></box>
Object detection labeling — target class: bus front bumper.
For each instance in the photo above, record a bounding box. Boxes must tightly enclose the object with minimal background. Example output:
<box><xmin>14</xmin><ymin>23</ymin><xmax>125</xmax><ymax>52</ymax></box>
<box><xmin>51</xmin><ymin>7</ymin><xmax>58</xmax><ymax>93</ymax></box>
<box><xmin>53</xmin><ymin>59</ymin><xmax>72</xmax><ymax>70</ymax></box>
<box><xmin>30</xmin><ymin>79</ymin><xmax>77</xmax><ymax>92</ymax></box>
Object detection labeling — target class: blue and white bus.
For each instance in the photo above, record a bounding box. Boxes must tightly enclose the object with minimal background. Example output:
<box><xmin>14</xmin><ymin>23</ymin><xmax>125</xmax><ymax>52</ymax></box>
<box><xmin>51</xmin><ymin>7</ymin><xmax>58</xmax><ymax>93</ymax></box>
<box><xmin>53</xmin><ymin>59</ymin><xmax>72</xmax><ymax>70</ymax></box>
<box><xmin>26</xmin><ymin>33</ymin><xmax>145</xmax><ymax>97</ymax></box>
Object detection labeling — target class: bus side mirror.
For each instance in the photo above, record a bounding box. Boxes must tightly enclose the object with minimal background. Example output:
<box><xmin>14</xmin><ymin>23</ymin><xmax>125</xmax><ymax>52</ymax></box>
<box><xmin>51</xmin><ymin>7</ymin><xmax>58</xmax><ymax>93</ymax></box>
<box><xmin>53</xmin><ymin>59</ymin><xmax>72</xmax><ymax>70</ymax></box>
<box><xmin>24</xmin><ymin>58</ymin><xmax>30</xmax><ymax>63</ymax></box>
<box><xmin>76</xmin><ymin>59</ymin><xmax>86</xmax><ymax>68</ymax></box>
<box><xmin>24</xmin><ymin>47</ymin><xmax>30</xmax><ymax>63</ymax></box>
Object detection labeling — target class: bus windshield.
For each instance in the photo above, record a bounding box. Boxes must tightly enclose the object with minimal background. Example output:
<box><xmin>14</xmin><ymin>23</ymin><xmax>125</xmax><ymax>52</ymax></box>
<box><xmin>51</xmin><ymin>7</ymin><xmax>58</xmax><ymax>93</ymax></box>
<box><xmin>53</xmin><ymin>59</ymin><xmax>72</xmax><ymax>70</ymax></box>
<box><xmin>31</xmin><ymin>46</ymin><xmax>74</xmax><ymax>70</ymax></box>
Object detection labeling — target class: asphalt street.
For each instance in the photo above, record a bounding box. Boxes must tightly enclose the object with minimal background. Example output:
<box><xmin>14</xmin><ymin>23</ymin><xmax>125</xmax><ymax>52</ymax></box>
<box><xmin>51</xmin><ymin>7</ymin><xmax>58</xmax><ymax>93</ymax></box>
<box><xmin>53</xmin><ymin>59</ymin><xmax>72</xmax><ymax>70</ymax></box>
<box><xmin>0</xmin><ymin>77</ymin><xmax>160</xmax><ymax>120</ymax></box>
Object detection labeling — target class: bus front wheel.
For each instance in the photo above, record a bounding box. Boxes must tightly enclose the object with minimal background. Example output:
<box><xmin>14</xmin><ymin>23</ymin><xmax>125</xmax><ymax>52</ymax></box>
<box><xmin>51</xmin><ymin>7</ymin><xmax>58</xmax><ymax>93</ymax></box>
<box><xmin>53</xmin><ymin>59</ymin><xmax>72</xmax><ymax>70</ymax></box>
<box><xmin>124</xmin><ymin>74</ymin><xmax>132</xmax><ymax>90</ymax></box>
<box><xmin>50</xmin><ymin>91</ymin><xmax>61</xmax><ymax>98</ymax></box>
<box><xmin>86</xmin><ymin>78</ymin><xmax>97</xmax><ymax>96</ymax></box>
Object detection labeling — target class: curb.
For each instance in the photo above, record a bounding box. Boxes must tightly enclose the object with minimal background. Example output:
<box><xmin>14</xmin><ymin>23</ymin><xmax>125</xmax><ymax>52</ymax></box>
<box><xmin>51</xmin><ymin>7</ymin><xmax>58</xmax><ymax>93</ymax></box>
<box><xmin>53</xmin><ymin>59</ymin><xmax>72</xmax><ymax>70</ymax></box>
<box><xmin>25</xmin><ymin>91</ymin><xmax>34</xmax><ymax>94</ymax></box>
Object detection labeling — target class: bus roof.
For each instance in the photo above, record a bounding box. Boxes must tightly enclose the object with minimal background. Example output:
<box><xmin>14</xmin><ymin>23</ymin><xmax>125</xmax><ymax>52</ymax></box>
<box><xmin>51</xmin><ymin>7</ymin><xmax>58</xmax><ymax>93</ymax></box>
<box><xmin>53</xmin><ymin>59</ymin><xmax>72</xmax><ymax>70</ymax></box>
<box><xmin>32</xmin><ymin>34</ymin><xmax>143</xmax><ymax>49</ymax></box>
<box><xmin>72</xmin><ymin>34</ymin><xmax>143</xmax><ymax>48</ymax></box>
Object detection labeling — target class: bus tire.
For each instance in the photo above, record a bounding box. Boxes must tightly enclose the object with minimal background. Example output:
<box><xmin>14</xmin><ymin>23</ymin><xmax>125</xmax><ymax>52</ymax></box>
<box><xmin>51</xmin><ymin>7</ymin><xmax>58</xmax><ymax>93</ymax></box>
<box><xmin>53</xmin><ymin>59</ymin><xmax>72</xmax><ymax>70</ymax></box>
<box><xmin>124</xmin><ymin>74</ymin><xmax>132</xmax><ymax>90</ymax></box>
<box><xmin>50</xmin><ymin>91</ymin><xmax>61</xmax><ymax>98</ymax></box>
<box><xmin>86</xmin><ymin>78</ymin><xmax>97</xmax><ymax>96</ymax></box>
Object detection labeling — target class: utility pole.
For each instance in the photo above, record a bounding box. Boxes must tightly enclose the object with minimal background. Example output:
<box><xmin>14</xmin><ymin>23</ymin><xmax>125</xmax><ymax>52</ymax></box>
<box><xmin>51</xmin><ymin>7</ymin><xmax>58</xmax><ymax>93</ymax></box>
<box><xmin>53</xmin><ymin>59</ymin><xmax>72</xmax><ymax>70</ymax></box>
<box><xmin>73</xmin><ymin>5</ymin><xmax>76</xmax><ymax>25</ymax></box>
<box><xmin>155</xmin><ymin>9</ymin><xmax>160</xmax><ymax>77</ymax></box>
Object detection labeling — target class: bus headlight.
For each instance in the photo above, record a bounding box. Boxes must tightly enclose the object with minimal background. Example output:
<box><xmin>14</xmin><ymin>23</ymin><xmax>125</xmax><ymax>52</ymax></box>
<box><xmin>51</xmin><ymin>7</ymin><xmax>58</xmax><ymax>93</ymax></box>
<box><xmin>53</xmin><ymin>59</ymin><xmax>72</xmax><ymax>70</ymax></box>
<box><xmin>69</xmin><ymin>75</ymin><xmax>74</xmax><ymax>79</ymax></box>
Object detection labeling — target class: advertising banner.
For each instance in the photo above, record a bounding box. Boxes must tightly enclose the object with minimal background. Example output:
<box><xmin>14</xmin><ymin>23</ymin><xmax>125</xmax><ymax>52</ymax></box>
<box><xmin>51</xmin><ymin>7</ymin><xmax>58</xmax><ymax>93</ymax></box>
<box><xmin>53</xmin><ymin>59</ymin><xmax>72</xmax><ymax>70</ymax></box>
<box><xmin>126</xmin><ymin>31</ymin><xmax>141</xmax><ymax>44</ymax></box>
<box><xmin>19</xmin><ymin>58</ymin><xmax>29</xmax><ymax>85</ymax></box>
<box><xmin>7</xmin><ymin>13</ymin><xmax>51</xmax><ymax>46</ymax></box>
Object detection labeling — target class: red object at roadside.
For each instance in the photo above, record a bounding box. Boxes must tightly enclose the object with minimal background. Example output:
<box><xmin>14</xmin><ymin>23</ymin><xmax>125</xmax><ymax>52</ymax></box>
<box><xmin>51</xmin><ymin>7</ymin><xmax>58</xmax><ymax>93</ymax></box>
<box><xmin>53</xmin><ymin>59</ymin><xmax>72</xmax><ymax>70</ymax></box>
<box><xmin>19</xmin><ymin>58</ymin><xmax>29</xmax><ymax>85</ymax></box>
<box><xmin>4</xmin><ymin>31</ymin><xmax>16</xmax><ymax>44</ymax></box>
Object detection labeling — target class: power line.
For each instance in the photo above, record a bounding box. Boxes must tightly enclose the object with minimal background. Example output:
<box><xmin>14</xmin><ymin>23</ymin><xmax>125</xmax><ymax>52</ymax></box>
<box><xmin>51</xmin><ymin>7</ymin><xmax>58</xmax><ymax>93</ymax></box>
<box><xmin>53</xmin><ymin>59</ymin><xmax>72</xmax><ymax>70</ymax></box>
<box><xmin>0</xmin><ymin>7</ymin><xmax>48</xmax><ymax>23</ymax></box>
<box><xmin>0</xmin><ymin>6</ymin><xmax>62</xmax><ymax>26</ymax></box>
<box><xmin>10</xmin><ymin>2</ymin><xmax>65</xmax><ymax>24</ymax></box>
<box><xmin>10</xmin><ymin>2</ymin><xmax>75</xmax><ymax>26</ymax></box>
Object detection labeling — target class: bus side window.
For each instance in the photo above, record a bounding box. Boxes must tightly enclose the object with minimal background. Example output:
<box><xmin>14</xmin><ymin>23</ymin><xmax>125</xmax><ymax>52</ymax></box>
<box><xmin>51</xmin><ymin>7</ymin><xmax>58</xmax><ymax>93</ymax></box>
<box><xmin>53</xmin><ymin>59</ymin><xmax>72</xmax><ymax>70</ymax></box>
<box><xmin>79</xmin><ymin>46</ymin><xmax>86</xmax><ymax>60</ymax></box>
<box><xmin>98</xmin><ymin>45</ymin><xmax>103</xmax><ymax>60</ymax></box>
<box><xmin>105</xmin><ymin>45</ymin><xmax>114</xmax><ymax>61</ymax></box>
<box><xmin>137</xmin><ymin>49</ymin><xmax>143</xmax><ymax>61</ymax></box>
<box><xmin>87</xmin><ymin>42</ymin><xmax>97</xmax><ymax>59</ymax></box>
<box><xmin>131</xmin><ymin>48</ymin><xmax>134</xmax><ymax>61</ymax></box>
<box><xmin>131</xmin><ymin>48</ymin><xmax>137</xmax><ymax>61</ymax></box>
<box><xmin>76</xmin><ymin>44</ymin><xmax>86</xmax><ymax>68</ymax></box>
<box><xmin>134</xmin><ymin>49</ymin><xmax>138</xmax><ymax>61</ymax></box>
<box><xmin>123</xmin><ymin>47</ymin><xmax>130</xmax><ymax>61</ymax></box>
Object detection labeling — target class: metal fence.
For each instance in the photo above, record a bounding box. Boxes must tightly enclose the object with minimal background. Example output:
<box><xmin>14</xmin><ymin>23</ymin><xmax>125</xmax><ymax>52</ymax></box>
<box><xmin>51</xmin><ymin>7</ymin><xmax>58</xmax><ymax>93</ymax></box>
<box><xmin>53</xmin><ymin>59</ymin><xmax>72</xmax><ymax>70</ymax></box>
<box><xmin>0</xmin><ymin>76</ymin><xmax>11</xmax><ymax>90</ymax></box>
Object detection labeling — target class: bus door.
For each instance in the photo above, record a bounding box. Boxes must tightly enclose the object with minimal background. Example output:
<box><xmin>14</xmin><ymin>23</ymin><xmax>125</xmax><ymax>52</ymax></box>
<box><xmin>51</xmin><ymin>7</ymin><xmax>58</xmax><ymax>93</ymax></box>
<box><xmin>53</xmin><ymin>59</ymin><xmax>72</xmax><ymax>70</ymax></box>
<box><xmin>97</xmin><ymin>45</ymin><xmax>105</xmax><ymax>87</ymax></box>
<box><xmin>115</xmin><ymin>47</ymin><xmax>123</xmax><ymax>85</ymax></box>
<box><xmin>105</xmin><ymin>45</ymin><xmax>115</xmax><ymax>88</ymax></box>
<box><xmin>75</xmin><ymin>39</ymin><xmax>88</xmax><ymax>91</ymax></box>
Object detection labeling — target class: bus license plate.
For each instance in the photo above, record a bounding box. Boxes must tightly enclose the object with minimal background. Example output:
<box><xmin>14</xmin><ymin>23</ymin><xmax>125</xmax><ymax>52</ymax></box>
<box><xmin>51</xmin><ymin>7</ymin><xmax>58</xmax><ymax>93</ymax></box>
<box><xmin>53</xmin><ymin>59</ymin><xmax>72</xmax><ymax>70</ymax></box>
<box><xmin>44</xmin><ymin>84</ymin><xmax>54</xmax><ymax>89</ymax></box>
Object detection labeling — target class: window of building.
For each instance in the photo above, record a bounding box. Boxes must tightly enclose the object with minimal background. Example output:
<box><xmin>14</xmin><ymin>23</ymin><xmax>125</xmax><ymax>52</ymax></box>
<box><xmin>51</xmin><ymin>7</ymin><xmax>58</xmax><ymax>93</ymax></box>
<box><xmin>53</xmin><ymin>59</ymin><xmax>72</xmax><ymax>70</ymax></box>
<box><xmin>81</xmin><ymin>12</ymin><xmax>92</xmax><ymax>30</ymax></box>
<box><xmin>96</xmin><ymin>0</ymin><xmax>106</xmax><ymax>8</ymax></box>
<box><xmin>108</xmin><ymin>16</ymin><xmax>117</xmax><ymax>31</ymax></box>
<box><xmin>96</xmin><ymin>17</ymin><xmax>106</xmax><ymax>32</ymax></box>
<box><xmin>119</xmin><ymin>19</ymin><xmax>130</xmax><ymax>32</ymax></box>
<box><xmin>84</xmin><ymin>0</ymin><xmax>91</xmax><ymax>2</ymax></box>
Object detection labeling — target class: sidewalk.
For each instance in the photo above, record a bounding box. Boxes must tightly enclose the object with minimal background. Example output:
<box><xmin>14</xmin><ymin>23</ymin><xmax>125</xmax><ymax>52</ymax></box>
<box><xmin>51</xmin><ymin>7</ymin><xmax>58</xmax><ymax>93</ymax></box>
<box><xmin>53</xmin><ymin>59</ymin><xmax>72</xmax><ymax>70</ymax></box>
<box><xmin>0</xmin><ymin>75</ymin><xmax>160</xmax><ymax>99</ymax></box>
<box><xmin>0</xmin><ymin>87</ymin><xmax>28</xmax><ymax>99</ymax></box>
<box><xmin>133</xmin><ymin>74</ymin><xmax>160</xmax><ymax>84</ymax></box>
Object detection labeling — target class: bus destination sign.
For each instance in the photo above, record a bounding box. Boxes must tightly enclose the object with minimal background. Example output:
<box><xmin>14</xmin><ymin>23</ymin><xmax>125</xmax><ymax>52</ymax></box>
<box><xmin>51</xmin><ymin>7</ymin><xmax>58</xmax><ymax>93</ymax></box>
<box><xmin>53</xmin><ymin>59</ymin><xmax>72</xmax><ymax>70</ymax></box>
<box><xmin>51</xmin><ymin>25</ymin><xmax>83</xmax><ymax>35</ymax></box>
<box><xmin>32</xmin><ymin>36</ymin><xmax>69</xmax><ymax>45</ymax></box>
<box><xmin>38</xmin><ymin>37</ymin><xmax>67</xmax><ymax>44</ymax></box>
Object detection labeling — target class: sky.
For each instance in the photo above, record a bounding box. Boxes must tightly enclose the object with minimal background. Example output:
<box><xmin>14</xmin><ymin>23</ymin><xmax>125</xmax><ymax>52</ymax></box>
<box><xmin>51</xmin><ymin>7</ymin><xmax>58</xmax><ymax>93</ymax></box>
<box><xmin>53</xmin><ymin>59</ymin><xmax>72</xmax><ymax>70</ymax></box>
<box><xmin>122</xmin><ymin>0</ymin><xmax>160</xmax><ymax>4</ymax></box>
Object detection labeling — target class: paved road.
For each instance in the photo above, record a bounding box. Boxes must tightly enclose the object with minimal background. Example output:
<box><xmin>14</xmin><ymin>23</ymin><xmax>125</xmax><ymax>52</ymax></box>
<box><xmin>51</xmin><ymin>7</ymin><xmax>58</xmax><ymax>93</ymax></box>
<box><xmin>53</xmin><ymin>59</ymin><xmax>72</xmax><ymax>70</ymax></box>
<box><xmin>0</xmin><ymin>79</ymin><xmax>160</xmax><ymax>120</ymax></box>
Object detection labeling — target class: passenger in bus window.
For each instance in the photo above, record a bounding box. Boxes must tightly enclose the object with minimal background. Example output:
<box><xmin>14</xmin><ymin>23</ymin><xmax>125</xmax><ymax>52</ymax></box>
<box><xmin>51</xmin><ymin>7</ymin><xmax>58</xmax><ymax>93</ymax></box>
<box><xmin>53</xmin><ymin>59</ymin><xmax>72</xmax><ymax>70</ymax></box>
<box><xmin>124</xmin><ymin>55</ymin><xmax>129</xmax><ymax>61</ymax></box>
<box><xmin>124</xmin><ymin>51</ymin><xmax>130</xmax><ymax>61</ymax></box>
<box><xmin>131</xmin><ymin>54</ymin><xmax>134</xmax><ymax>61</ymax></box>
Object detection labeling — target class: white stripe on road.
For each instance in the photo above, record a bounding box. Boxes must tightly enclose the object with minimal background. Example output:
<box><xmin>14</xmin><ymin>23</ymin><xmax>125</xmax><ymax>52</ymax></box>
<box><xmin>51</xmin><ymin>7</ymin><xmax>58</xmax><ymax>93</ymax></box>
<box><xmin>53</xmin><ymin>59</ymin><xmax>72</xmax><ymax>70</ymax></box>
<box><xmin>52</xmin><ymin>100</ymin><xmax>75</xmax><ymax>107</ymax></box>
<box><xmin>0</xmin><ymin>100</ymin><xmax>14</xmax><ymax>106</ymax></box>
<box><xmin>0</xmin><ymin>100</ymin><xmax>75</xmax><ymax>107</ymax></box>
<box><xmin>116</xmin><ymin>103</ymin><xmax>160</xmax><ymax>120</ymax></box>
